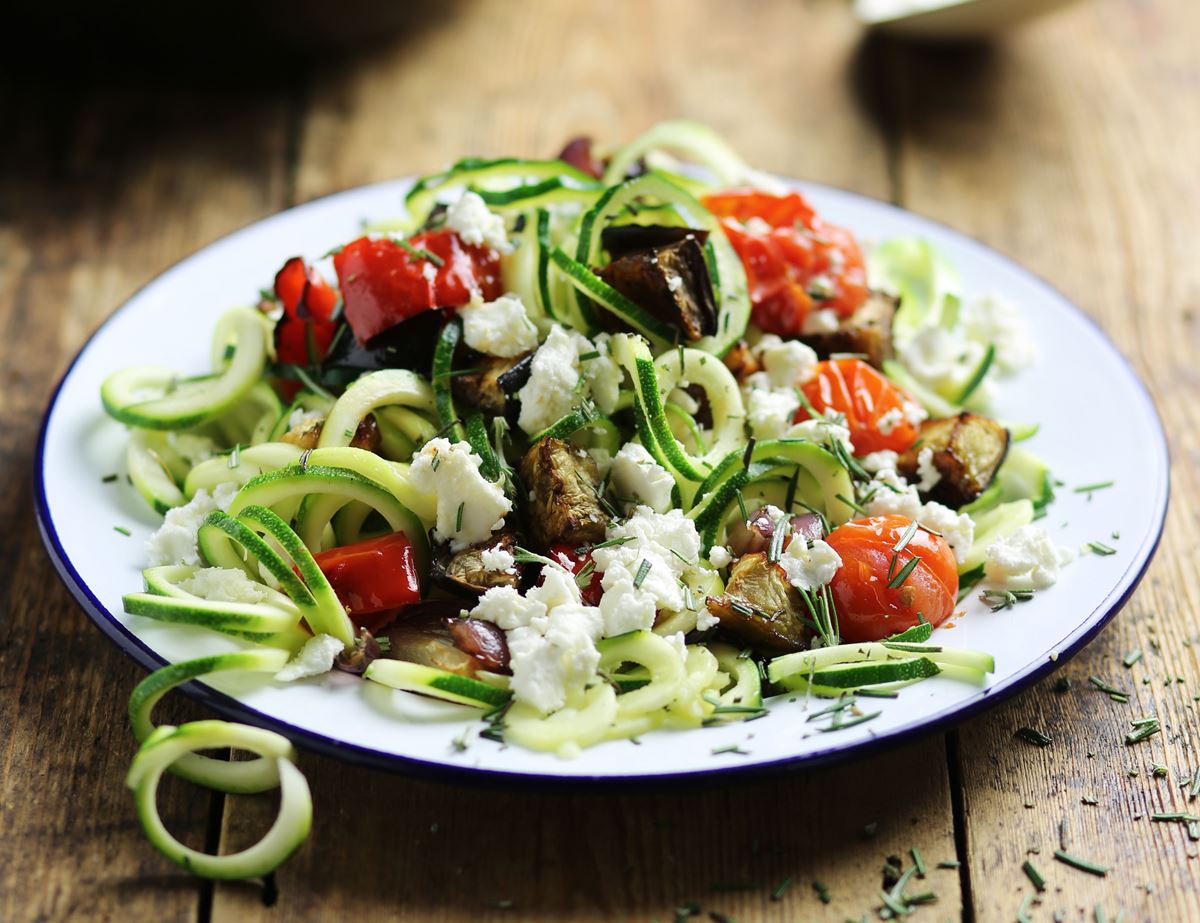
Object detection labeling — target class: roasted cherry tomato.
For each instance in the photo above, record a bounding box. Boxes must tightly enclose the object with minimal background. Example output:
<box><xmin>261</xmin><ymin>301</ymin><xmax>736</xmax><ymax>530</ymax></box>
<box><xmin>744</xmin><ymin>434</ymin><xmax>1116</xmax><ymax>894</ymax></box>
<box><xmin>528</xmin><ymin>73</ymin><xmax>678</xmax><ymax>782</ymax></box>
<box><xmin>333</xmin><ymin>230</ymin><xmax>503</xmax><ymax>343</ymax></box>
<box><xmin>272</xmin><ymin>256</ymin><xmax>340</xmax><ymax>367</ymax></box>
<box><xmin>547</xmin><ymin>543</ymin><xmax>601</xmax><ymax>607</ymax></box>
<box><xmin>312</xmin><ymin>532</ymin><xmax>422</xmax><ymax>633</ymax></box>
<box><xmin>702</xmin><ymin>190</ymin><xmax>867</xmax><ymax>336</ymax></box>
<box><xmin>824</xmin><ymin>515</ymin><xmax>958</xmax><ymax>643</ymax></box>
<box><xmin>795</xmin><ymin>357</ymin><xmax>920</xmax><ymax>455</ymax></box>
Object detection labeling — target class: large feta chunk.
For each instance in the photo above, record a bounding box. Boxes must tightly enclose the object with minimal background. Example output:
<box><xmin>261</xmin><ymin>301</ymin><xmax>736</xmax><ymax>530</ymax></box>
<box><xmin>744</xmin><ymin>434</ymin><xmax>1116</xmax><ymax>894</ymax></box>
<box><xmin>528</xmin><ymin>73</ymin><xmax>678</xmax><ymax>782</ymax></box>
<box><xmin>460</xmin><ymin>293</ymin><xmax>538</xmax><ymax>358</ymax></box>
<box><xmin>784</xmin><ymin>415</ymin><xmax>856</xmax><ymax>456</ymax></box>
<box><xmin>610</xmin><ymin>442</ymin><xmax>676</xmax><ymax>514</ymax></box>
<box><xmin>408</xmin><ymin>438</ymin><xmax>512</xmax><ymax>551</ymax></box>
<box><xmin>445</xmin><ymin>190</ymin><xmax>511</xmax><ymax>253</ymax></box>
<box><xmin>275</xmin><ymin>634</ymin><xmax>343</xmax><ymax>682</ymax></box>
<box><xmin>963</xmin><ymin>292</ymin><xmax>1036</xmax><ymax>374</ymax></box>
<box><xmin>470</xmin><ymin>586</ymin><xmax>546</xmax><ymax>630</ymax></box>
<box><xmin>145</xmin><ymin>482</ymin><xmax>238</xmax><ymax>567</ymax></box>
<box><xmin>516</xmin><ymin>325</ymin><xmax>582</xmax><ymax>435</ymax></box>
<box><xmin>479</xmin><ymin>544</ymin><xmax>516</xmax><ymax>574</ymax></box>
<box><xmin>178</xmin><ymin>567</ymin><xmax>274</xmax><ymax>604</ymax></box>
<box><xmin>756</xmin><ymin>334</ymin><xmax>819</xmax><ymax>388</ymax></box>
<box><xmin>506</xmin><ymin>604</ymin><xmax>602</xmax><ymax>713</ymax></box>
<box><xmin>984</xmin><ymin>525</ymin><xmax>1074</xmax><ymax>590</ymax></box>
<box><xmin>744</xmin><ymin>375</ymin><xmax>800</xmax><ymax>439</ymax></box>
<box><xmin>862</xmin><ymin>468</ymin><xmax>923</xmax><ymax>520</ymax></box>
<box><xmin>580</xmin><ymin>332</ymin><xmax>623</xmax><ymax>414</ymax></box>
<box><xmin>915</xmin><ymin>446</ymin><xmax>942</xmax><ymax>492</ymax></box>
<box><xmin>917</xmin><ymin>501</ymin><xmax>975</xmax><ymax>565</ymax></box>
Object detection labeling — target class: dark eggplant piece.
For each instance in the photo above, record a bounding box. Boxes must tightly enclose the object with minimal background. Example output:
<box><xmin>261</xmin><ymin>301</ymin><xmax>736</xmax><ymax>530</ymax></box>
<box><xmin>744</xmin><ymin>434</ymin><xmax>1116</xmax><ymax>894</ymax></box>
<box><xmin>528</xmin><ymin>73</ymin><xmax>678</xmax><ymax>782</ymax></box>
<box><xmin>798</xmin><ymin>290</ymin><xmax>898</xmax><ymax>369</ymax></box>
<box><xmin>705</xmin><ymin>552</ymin><xmax>810</xmax><ymax>653</ymax></box>
<box><xmin>321</xmin><ymin>309</ymin><xmax>445</xmax><ymax>378</ymax></box>
<box><xmin>596</xmin><ymin>236</ymin><xmax>718</xmax><ymax>341</ymax></box>
<box><xmin>519</xmin><ymin>437</ymin><xmax>608</xmax><ymax>548</ymax></box>
<box><xmin>726</xmin><ymin>507</ymin><xmax>825</xmax><ymax>559</ymax></box>
<box><xmin>896</xmin><ymin>412</ymin><xmax>1011</xmax><ymax>508</ymax></box>
<box><xmin>600</xmin><ymin>224</ymin><xmax>709</xmax><ymax>260</ymax></box>
<box><xmin>280</xmin><ymin>414</ymin><xmax>381</xmax><ymax>453</ymax></box>
<box><xmin>334</xmin><ymin>629</ymin><xmax>382</xmax><ymax>675</ymax></box>
<box><xmin>556</xmin><ymin>136</ymin><xmax>604</xmax><ymax>179</ymax></box>
<box><xmin>430</xmin><ymin>531</ymin><xmax>523</xmax><ymax>598</ymax></box>
<box><xmin>387</xmin><ymin>602</ymin><xmax>511</xmax><ymax>676</ymax></box>
<box><xmin>451</xmin><ymin>352</ymin><xmax>533</xmax><ymax>416</ymax></box>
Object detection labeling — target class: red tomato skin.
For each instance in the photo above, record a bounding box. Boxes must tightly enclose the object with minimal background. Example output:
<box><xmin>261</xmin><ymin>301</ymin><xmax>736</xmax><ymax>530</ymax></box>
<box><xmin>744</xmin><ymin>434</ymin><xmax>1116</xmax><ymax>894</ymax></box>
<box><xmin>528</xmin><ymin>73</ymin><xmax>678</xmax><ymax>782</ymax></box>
<box><xmin>825</xmin><ymin>515</ymin><xmax>959</xmax><ymax>643</ymax></box>
<box><xmin>795</xmin><ymin>357</ymin><xmax>920</xmax><ymax>455</ymax></box>
<box><xmin>312</xmin><ymin>533</ymin><xmax>422</xmax><ymax>632</ymax></box>
<box><xmin>702</xmin><ymin>190</ymin><xmax>868</xmax><ymax>336</ymax></box>
<box><xmin>547</xmin><ymin>543</ymin><xmax>601</xmax><ymax>607</ymax></box>
<box><xmin>273</xmin><ymin>256</ymin><xmax>340</xmax><ymax>366</ymax></box>
<box><xmin>333</xmin><ymin>231</ymin><xmax>502</xmax><ymax>343</ymax></box>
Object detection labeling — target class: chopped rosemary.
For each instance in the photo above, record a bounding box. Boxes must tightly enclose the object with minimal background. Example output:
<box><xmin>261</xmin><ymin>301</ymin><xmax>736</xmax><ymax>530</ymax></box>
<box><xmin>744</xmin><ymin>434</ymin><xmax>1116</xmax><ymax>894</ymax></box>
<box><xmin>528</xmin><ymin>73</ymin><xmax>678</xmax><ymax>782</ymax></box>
<box><xmin>1125</xmin><ymin>715</ymin><xmax>1160</xmax><ymax>745</ymax></box>
<box><xmin>1073</xmin><ymin>480</ymin><xmax>1114</xmax><ymax>495</ymax></box>
<box><xmin>228</xmin><ymin>443</ymin><xmax>240</xmax><ymax>469</ymax></box>
<box><xmin>1016</xmin><ymin>727</ymin><xmax>1053</xmax><ymax>747</ymax></box>
<box><xmin>937</xmin><ymin>860</ymin><xmax>960</xmax><ymax>869</ymax></box>
<box><xmin>768</xmin><ymin>875</ymin><xmax>794</xmax><ymax>901</ymax></box>
<box><xmin>1053</xmin><ymin>849</ymin><xmax>1108</xmax><ymax>876</ymax></box>
<box><xmin>711</xmin><ymin>743</ymin><xmax>749</xmax><ymax>756</ymax></box>
<box><xmin>1184</xmin><ymin>767</ymin><xmax>1200</xmax><ymax>799</ymax></box>
<box><xmin>735</xmin><ymin>490</ymin><xmax>749</xmax><ymax>525</ymax></box>
<box><xmin>1150</xmin><ymin>812</ymin><xmax>1200</xmax><ymax>823</ymax></box>
<box><xmin>113</xmin><ymin>525</ymin><xmax>131</xmax><ymax>536</ymax></box>
<box><xmin>1088</xmin><ymin>541</ymin><xmax>1118</xmax><ymax>556</ymax></box>
<box><xmin>911</xmin><ymin>846</ymin><xmax>926</xmax><ymax>877</ymax></box>
<box><xmin>396</xmin><ymin>238</ymin><xmax>445</xmax><ymax>266</ymax></box>
<box><xmin>577</xmin><ymin>350</ymin><xmax>601</xmax><ymax>361</ymax></box>
<box><xmin>1087</xmin><ymin>675</ymin><xmax>1130</xmax><ymax>703</ymax></box>
<box><xmin>455</xmin><ymin>501</ymin><xmax>465</xmax><ymax>532</ymax></box>
<box><xmin>835</xmin><ymin>492</ymin><xmax>867</xmax><ymax>516</ymax></box>
<box><xmin>980</xmin><ymin>587</ymin><xmax>1037</xmax><ymax>611</ymax></box>
<box><xmin>886</xmin><ymin>554</ymin><xmax>922</xmax><ymax>589</ymax></box>
<box><xmin>633</xmin><ymin>559</ymin><xmax>652</xmax><ymax>589</ymax></box>
<box><xmin>101</xmin><ymin>473</ymin><xmax>118</xmax><ymax>483</ymax></box>
<box><xmin>512</xmin><ymin>546</ymin><xmax>559</xmax><ymax>568</ymax></box>
<box><xmin>1152</xmin><ymin>763</ymin><xmax>1169</xmax><ymax>778</ymax></box>
<box><xmin>1123</xmin><ymin>648</ymin><xmax>1143</xmax><ymax>668</ymax></box>
<box><xmin>811</xmin><ymin>879</ymin><xmax>830</xmax><ymax>904</ymax></box>
<box><xmin>892</xmin><ymin>520</ymin><xmax>919</xmax><ymax>554</ymax></box>
<box><xmin>767</xmin><ymin>512</ymin><xmax>788</xmax><ymax>563</ymax></box>
<box><xmin>817</xmin><ymin>709</ymin><xmax>881</xmax><ymax>732</ymax></box>
<box><xmin>742</xmin><ymin>437</ymin><xmax>756</xmax><ymax>469</ymax></box>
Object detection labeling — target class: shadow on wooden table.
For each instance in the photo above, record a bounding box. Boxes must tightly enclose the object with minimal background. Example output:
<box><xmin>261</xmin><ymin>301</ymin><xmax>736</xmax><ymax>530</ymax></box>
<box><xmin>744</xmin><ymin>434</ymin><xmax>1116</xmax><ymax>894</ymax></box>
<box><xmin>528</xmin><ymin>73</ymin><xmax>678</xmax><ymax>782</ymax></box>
<box><xmin>206</xmin><ymin>738</ymin><xmax>961</xmax><ymax>920</ymax></box>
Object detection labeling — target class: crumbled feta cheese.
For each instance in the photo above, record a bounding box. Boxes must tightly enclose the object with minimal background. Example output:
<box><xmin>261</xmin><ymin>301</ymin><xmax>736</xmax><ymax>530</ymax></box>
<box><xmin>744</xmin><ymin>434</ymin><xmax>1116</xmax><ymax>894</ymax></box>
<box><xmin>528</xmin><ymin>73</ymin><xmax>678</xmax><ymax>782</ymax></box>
<box><xmin>610</xmin><ymin>443</ymin><xmax>676</xmax><ymax>514</ymax></box>
<box><xmin>861</xmin><ymin>450</ymin><xmax>899</xmax><ymax>474</ymax></box>
<box><xmin>287</xmin><ymin>407</ymin><xmax>323</xmax><ymax>431</ymax></box>
<box><xmin>915</xmin><ymin>446</ymin><xmax>942</xmax><ymax>492</ymax></box>
<box><xmin>178</xmin><ymin>567</ymin><xmax>274</xmax><ymax>604</ymax></box>
<box><xmin>592</xmin><ymin>507</ymin><xmax>703</xmax><ymax>637</ymax></box>
<box><xmin>803</xmin><ymin>308</ymin><xmax>840</xmax><ymax>334</ymax></box>
<box><xmin>663</xmin><ymin>630</ymin><xmax>688</xmax><ymax>661</ymax></box>
<box><xmin>145</xmin><ymin>483</ymin><xmax>238</xmax><ymax>567</ymax></box>
<box><xmin>479</xmin><ymin>545</ymin><xmax>516</xmax><ymax>574</ymax></box>
<box><xmin>696</xmin><ymin>605</ymin><xmax>721</xmax><ymax>631</ymax></box>
<box><xmin>408</xmin><ymin>438</ymin><xmax>512</xmax><ymax>551</ymax></box>
<box><xmin>445</xmin><ymin>190</ymin><xmax>511</xmax><ymax>253</ymax></box>
<box><xmin>707</xmin><ymin>545</ymin><xmax>733</xmax><ymax>569</ymax></box>
<box><xmin>506</xmin><ymin>603</ymin><xmax>602</xmax><ymax>713</ymax></box>
<box><xmin>166</xmin><ymin>432</ymin><xmax>218</xmax><ymax>468</ymax></box>
<box><xmin>756</xmin><ymin>335</ymin><xmax>819</xmax><ymax>389</ymax></box>
<box><xmin>470</xmin><ymin>586</ymin><xmax>546</xmax><ymax>630</ymax></box>
<box><xmin>876</xmin><ymin>407</ymin><xmax>904</xmax><ymax>437</ymax></box>
<box><xmin>460</xmin><ymin>293</ymin><xmax>538</xmax><ymax>358</ymax></box>
<box><xmin>580</xmin><ymin>332</ymin><xmax>622</xmax><ymax>414</ymax></box>
<box><xmin>778</xmin><ymin>538</ymin><xmax>842</xmax><ymax>591</ymax></box>
<box><xmin>744</xmin><ymin>377</ymin><xmax>800</xmax><ymax>439</ymax></box>
<box><xmin>903</xmin><ymin>400</ymin><xmax>927</xmax><ymax>428</ymax></box>
<box><xmin>516</xmin><ymin>325</ymin><xmax>582</xmax><ymax>435</ymax></box>
<box><xmin>984</xmin><ymin>525</ymin><xmax>1074</xmax><ymax>590</ymax></box>
<box><xmin>275</xmin><ymin>634</ymin><xmax>343</xmax><ymax>682</ymax></box>
<box><xmin>862</xmin><ymin>468</ymin><xmax>923</xmax><ymax>520</ymax></box>
<box><xmin>526</xmin><ymin>564</ymin><xmax>582</xmax><ymax>611</ymax></box>
<box><xmin>918</xmin><ymin>501</ymin><xmax>975</xmax><ymax>565</ymax></box>
<box><xmin>785</xmin><ymin>415</ymin><xmax>856</xmax><ymax>456</ymax></box>
<box><xmin>963</xmin><ymin>292</ymin><xmax>1036</xmax><ymax>374</ymax></box>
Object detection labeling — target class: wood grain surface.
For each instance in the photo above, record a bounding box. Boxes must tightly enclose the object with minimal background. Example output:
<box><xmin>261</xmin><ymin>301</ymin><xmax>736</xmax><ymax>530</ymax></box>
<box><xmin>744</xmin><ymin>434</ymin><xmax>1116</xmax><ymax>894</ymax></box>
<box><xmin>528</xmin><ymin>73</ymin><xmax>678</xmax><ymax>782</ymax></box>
<box><xmin>0</xmin><ymin>0</ymin><xmax>1195</xmax><ymax>920</ymax></box>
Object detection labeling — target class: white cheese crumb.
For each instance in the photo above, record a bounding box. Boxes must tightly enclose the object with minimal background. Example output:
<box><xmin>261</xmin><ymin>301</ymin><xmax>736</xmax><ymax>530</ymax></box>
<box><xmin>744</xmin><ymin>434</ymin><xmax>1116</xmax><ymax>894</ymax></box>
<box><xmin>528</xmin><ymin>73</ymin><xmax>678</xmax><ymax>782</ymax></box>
<box><xmin>445</xmin><ymin>190</ymin><xmax>511</xmax><ymax>253</ymax></box>
<box><xmin>408</xmin><ymin>438</ymin><xmax>512</xmax><ymax>551</ymax></box>
<box><xmin>505</xmin><ymin>603</ymin><xmax>602</xmax><ymax>713</ymax></box>
<box><xmin>778</xmin><ymin>538</ymin><xmax>842</xmax><ymax>591</ymax></box>
<box><xmin>470</xmin><ymin>586</ymin><xmax>546</xmax><ymax>630</ymax></box>
<box><xmin>479</xmin><ymin>545</ymin><xmax>516</xmax><ymax>575</ymax></box>
<box><xmin>984</xmin><ymin>525</ymin><xmax>1075</xmax><ymax>590</ymax></box>
<box><xmin>918</xmin><ymin>501</ymin><xmax>975</xmax><ymax>565</ymax></box>
<box><xmin>145</xmin><ymin>483</ymin><xmax>238</xmax><ymax>567</ymax></box>
<box><xmin>516</xmin><ymin>324</ymin><xmax>582</xmax><ymax>435</ymax></box>
<box><xmin>696</xmin><ymin>605</ymin><xmax>721</xmax><ymax>631</ymax></box>
<box><xmin>784</xmin><ymin>415</ymin><xmax>856</xmax><ymax>456</ymax></box>
<box><xmin>610</xmin><ymin>442</ymin><xmax>676</xmax><ymax>514</ymax></box>
<box><xmin>460</xmin><ymin>293</ymin><xmax>538</xmax><ymax>358</ymax></box>
<box><xmin>707</xmin><ymin>545</ymin><xmax>733</xmax><ymax>569</ymax></box>
<box><xmin>876</xmin><ymin>407</ymin><xmax>904</xmax><ymax>437</ymax></box>
<box><xmin>743</xmin><ymin>375</ymin><xmax>800</xmax><ymax>439</ymax></box>
<box><xmin>663</xmin><ymin>631</ymin><xmax>688</xmax><ymax>662</ymax></box>
<box><xmin>756</xmin><ymin>334</ymin><xmax>819</xmax><ymax>388</ymax></box>
<box><xmin>915</xmin><ymin>446</ymin><xmax>942</xmax><ymax>492</ymax></box>
<box><xmin>178</xmin><ymin>567</ymin><xmax>274</xmax><ymax>604</ymax></box>
<box><xmin>802</xmin><ymin>308</ymin><xmax>840</xmax><ymax>334</ymax></box>
<box><xmin>862</xmin><ymin>468</ymin><xmax>922</xmax><ymax>520</ymax></box>
<box><xmin>275</xmin><ymin>634</ymin><xmax>343</xmax><ymax>682</ymax></box>
<box><xmin>861</xmin><ymin>450</ymin><xmax>899</xmax><ymax>474</ymax></box>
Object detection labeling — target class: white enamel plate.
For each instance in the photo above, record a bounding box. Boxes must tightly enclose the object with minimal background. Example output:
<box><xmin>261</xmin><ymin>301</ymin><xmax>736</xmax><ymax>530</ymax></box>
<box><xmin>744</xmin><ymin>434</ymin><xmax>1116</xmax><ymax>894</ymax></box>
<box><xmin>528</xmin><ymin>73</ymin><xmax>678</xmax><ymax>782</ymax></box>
<box><xmin>36</xmin><ymin>178</ymin><xmax>1168</xmax><ymax>785</ymax></box>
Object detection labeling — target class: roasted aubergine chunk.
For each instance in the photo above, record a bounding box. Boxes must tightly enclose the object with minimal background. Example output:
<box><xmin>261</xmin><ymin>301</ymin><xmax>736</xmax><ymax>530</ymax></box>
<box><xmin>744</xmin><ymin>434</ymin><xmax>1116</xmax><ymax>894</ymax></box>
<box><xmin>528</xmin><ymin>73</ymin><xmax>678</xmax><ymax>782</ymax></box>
<box><xmin>705</xmin><ymin>552</ymin><xmax>809</xmax><ymax>653</ymax></box>
<box><xmin>280</xmin><ymin>413</ymin><xmax>381</xmax><ymax>453</ymax></box>
<box><xmin>726</xmin><ymin>506</ymin><xmax>825</xmax><ymax>558</ymax></box>
<box><xmin>596</xmin><ymin>233</ymin><xmax>717</xmax><ymax>341</ymax></box>
<box><xmin>430</xmin><ymin>530</ymin><xmax>523</xmax><ymax>598</ymax></box>
<box><xmin>798</xmin><ymin>290</ymin><xmax>898</xmax><ymax>369</ymax></box>
<box><xmin>387</xmin><ymin>601</ymin><xmax>510</xmax><ymax>676</ymax></box>
<box><xmin>451</xmin><ymin>352</ymin><xmax>533</xmax><ymax>416</ymax></box>
<box><xmin>897</xmin><ymin>412</ymin><xmax>1011</xmax><ymax>508</ymax></box>
<box><xmin>519</xmin><ymin>437</ymin><xmax>608</xmax><ymax>548</ymax></box>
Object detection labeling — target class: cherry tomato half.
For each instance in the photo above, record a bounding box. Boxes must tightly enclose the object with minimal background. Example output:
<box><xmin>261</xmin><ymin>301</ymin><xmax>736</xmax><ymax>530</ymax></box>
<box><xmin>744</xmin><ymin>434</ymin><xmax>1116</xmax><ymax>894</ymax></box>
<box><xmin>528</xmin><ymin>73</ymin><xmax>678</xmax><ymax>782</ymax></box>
<box><xmin>702</xmin><ymin>190</ymin><xmax>868</xmax><ymax>337</ymax></box>
<box><xmin>825</xmin><ymin>515</ymin><xmax>958</xmax><ymax>643</ymax></box>
<box><xmin>333</xmin><ymin>230</ymin><xmax>503</xmax><ymax>343</ymax></box>
<box><xmin>547</xmin><ymin>543</ymin><xmax>602</xmax><ymax>607</ymax></box>
<box><xmin>312</xmin><ymin>532</ymin><xmax>422</xmax><ymax>633</ymax></box>
<box><xmin>273</xmin><ymin>256</ymin><xmax>340</xmax><ymax>367</ymax></box>
<box><xmin>796</xmin><ymin>357</ymin><xmax>920</xmax><ymax>455</ymax></box>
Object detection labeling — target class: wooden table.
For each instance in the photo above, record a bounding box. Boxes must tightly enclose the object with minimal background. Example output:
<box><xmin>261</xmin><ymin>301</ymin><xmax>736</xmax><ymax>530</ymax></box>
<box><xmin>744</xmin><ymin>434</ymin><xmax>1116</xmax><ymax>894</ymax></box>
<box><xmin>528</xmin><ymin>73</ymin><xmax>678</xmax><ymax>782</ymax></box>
<box><xmin>2</xmin><ymin>0</ymin><xmax>1197</xmax><ymax>919</ymax></box>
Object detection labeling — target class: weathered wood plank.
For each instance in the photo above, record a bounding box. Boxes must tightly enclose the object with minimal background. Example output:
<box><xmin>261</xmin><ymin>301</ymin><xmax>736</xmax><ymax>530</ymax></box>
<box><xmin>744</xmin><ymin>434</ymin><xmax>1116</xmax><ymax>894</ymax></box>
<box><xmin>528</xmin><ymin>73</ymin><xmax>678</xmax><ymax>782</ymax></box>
<box><xmin>890</xmin><ymin>0</ymin><xmax>1200</xmax><ymax>918</ymax></box>
<box><xmin>213</xmin><ymin>2</ymin><xmax>960</xmax><ymax>920</ymax></box>
<box><xmin>0</xmin><ymin>74</ymin><xmax>293</xmax><ymax>922</ymax></box>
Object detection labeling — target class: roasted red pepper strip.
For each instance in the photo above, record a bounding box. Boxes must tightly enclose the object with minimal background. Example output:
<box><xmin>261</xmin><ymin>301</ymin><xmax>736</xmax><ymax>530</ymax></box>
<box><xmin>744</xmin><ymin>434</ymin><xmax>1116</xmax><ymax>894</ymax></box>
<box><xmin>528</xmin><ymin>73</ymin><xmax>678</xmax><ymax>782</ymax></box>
<box><xmin>312</xmin><ymin>532</ymin><xmax>422</xmax><ymax>634</ymax></box>
<box><xmin>332</xmin><ymin>230</ymin><xmax>503</xmax><ymax>344</ymax></box>
<box><xmin>273</xmin><ymin>256</ymin><xmax>340</xmax><ymax>366</ymax></box>
<box><xmin>547</xmin><ymin>543</ymin><xmax>602</xmax><ymax>607</ymax></box>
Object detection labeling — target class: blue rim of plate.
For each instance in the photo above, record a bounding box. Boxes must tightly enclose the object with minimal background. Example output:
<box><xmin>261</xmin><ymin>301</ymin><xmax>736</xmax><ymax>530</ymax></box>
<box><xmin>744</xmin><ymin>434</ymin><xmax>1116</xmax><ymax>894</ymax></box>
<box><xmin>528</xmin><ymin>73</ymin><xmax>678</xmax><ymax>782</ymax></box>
<box><xmin>34</xmin><ymin>179</ymin><xmax>1170</xmax><ymax>790</ymax></box>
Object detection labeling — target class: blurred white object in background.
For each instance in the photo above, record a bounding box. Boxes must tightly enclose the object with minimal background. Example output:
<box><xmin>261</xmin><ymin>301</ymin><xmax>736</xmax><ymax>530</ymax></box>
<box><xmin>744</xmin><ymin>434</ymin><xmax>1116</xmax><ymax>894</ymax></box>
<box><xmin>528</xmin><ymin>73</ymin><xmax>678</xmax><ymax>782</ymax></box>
<box><xmin>854</xmin><ymin>0</ymin><xmax>1087</xmax><ymax>39</ymax></box>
